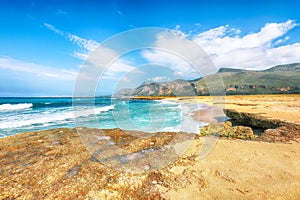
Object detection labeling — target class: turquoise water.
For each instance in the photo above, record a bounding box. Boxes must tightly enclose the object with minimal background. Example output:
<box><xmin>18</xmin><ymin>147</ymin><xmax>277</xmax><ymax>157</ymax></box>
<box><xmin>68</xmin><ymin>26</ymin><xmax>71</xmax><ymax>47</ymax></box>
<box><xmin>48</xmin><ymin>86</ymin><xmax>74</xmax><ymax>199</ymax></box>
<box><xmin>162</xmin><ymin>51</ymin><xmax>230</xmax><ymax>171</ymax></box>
<box><xmin>0</xmin><ymin>97</ymin><xmax>204</xmax><ymax>137</ymax></box>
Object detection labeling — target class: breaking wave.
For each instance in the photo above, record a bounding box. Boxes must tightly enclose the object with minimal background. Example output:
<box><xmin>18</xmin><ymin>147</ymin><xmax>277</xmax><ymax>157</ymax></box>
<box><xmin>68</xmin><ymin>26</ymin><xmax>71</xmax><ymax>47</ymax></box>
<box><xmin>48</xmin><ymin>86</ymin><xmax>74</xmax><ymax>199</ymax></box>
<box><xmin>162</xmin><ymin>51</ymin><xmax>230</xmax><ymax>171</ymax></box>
<box><xmin>0</xmin><ymin>103</ymin><xmax>33</xmax><ymax>111</ymax></box>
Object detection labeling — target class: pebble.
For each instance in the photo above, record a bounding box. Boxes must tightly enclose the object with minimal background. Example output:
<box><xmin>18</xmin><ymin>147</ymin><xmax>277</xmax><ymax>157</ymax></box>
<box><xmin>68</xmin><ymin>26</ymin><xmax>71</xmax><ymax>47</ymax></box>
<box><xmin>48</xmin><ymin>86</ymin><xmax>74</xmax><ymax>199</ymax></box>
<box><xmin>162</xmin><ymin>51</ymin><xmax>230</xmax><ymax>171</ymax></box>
<box><xmin>143</xmin><ymin>165</ymin><xmax>151</xmax><ymax>171</ymax></box>
<box><xmin>152</xmin><ymin>180</ymin><xmax>157</xmax><ymax>184</ymax></box>
<box><xmin>52</xmin><ymin>141</ymin><xmax>60</xmax><ymax>145</ymax></box>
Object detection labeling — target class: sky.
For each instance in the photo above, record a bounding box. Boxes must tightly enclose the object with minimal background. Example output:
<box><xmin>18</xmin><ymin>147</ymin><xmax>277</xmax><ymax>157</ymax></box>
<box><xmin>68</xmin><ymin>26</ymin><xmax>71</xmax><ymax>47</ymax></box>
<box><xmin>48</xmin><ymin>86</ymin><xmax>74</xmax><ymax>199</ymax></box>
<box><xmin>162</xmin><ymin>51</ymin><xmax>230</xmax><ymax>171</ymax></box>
<box><xmin>1</xmin><ymin>0</ymin><xmax>300</xmax><ymax>96</ymax></box>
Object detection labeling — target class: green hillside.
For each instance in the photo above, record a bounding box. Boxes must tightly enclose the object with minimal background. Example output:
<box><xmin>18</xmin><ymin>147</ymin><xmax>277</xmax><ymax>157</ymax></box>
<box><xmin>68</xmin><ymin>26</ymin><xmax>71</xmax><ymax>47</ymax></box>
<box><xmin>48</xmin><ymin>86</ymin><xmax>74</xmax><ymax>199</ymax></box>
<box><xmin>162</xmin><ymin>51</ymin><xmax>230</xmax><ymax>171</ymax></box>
<box><xmin>114</xmin><ymin>63</ymin><xmax>300</xmax><ymax>97</ymax></box>
<box><xmin>193</xmin><ymin>63</ymin><xmax>300</xmax><ymax>95</ymax></box>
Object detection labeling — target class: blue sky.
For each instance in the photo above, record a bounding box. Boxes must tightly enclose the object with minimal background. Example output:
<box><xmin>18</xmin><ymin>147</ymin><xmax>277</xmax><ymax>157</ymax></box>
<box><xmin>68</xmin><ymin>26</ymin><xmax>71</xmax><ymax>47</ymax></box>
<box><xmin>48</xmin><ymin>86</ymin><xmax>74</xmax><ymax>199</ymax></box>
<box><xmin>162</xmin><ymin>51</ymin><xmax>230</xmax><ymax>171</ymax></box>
<box><xmin>1</xmin><ymin>0</ymin><xmax>300</xmax><ymax>96</ymax></box>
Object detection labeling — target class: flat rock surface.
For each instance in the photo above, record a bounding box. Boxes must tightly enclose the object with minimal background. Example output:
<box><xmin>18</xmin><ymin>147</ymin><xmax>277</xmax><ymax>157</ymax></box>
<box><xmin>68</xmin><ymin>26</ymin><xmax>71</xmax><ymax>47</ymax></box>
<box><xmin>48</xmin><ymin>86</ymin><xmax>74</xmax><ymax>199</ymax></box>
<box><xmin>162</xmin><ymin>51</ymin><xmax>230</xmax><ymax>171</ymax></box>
<box><xmin>1</xmin><ymin>127</ymin><xmax>300</xmax><ymax>199</ymax></box>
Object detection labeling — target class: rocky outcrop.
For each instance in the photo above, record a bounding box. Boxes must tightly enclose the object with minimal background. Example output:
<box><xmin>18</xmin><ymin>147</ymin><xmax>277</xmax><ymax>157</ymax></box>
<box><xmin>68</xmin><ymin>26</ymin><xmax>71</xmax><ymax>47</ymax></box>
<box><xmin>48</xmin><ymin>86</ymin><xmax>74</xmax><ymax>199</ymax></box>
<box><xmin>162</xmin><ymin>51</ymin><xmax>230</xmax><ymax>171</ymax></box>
<box><xmin>224</xmin><ymin>109</ymin><xmax>300</xmax><ymax>142</ymax></box>
<box><xmin>199</xmin><ymin>121</ymin><xmax>256</xmax><ymax>139</ymax></box>
<box><xmin>224</xmin><ymin>109</ymin><xmax>300</xmax><ymax>129</ymax></box>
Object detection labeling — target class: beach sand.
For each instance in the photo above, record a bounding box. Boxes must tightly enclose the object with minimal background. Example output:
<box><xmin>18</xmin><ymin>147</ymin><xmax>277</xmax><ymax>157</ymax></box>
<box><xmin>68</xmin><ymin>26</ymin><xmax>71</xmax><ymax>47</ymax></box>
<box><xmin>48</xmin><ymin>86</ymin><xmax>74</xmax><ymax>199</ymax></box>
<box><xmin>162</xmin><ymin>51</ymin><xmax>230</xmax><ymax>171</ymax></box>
<box><xmin>1</xmin><ymin>94</ymin><xmax>300</xmax><ymax>199</ymax></box>
<box><xmin>163</xmin><ymin>94</ymin><xmax>300</xmax><ymax>125</ymax></box>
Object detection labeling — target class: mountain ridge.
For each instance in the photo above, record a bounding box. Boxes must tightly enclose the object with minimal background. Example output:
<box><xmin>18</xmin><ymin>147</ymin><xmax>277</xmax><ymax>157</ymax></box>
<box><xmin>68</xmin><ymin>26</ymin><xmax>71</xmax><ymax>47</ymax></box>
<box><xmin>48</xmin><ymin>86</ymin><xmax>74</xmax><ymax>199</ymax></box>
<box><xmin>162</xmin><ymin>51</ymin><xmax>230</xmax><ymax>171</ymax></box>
<box><xmin>114</xmin><ymin>63</ymin><xmax>300</xmax><ymax>97</ymax></box>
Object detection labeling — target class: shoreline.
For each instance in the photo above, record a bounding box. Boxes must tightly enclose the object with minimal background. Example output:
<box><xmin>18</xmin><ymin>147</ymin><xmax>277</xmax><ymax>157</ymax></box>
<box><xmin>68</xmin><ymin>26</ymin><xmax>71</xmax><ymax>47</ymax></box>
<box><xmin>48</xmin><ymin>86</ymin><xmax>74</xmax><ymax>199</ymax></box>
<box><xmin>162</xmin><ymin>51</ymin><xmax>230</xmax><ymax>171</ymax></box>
<box><xmin>1</xmin><ymin>94</ymin><xmax>300</xmax><ymax>199</ymax></box>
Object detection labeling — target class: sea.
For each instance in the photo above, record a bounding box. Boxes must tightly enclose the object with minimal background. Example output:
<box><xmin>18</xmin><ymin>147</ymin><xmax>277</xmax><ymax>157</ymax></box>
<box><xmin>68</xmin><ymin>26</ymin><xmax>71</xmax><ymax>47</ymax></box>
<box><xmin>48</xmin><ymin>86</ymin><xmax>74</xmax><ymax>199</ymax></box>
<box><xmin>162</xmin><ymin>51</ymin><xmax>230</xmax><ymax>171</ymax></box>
<box><xmin>0</xmin><ymin>97</ymin><xmax>206</xmax><ymax>138</ymax></box>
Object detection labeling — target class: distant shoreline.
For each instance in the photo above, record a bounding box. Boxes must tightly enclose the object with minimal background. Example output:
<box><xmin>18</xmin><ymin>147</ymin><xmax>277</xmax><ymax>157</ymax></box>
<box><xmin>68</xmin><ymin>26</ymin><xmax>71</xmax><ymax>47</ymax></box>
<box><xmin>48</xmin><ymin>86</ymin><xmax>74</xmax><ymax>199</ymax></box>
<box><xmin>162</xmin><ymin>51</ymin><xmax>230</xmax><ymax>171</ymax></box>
<box><xmin>1</xmin><ymin>93</ymin><xmax>300</xmax><ymax>99</ymax></box>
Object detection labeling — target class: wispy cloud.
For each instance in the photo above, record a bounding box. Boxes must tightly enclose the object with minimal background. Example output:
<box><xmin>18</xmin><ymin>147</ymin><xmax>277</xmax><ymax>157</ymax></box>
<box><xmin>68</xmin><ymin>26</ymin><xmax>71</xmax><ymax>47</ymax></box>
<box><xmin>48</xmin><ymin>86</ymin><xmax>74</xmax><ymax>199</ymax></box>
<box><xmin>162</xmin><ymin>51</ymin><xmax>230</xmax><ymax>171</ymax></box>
<box><xmin>117</xmin><ymin>9</ymin><xmax>123</xmax><ymax>16</ymax></box>
<box><xmin>44</xmin><ymin>23</ymin><xmax>62</xmax><ymax>34</ymax></box>
<box><xmin>44</xmin><ymin>23</ymin><xmax>144</xmax><ymax>95</ymax></box>
<box><xmin>0</xmin><ymin>56</ymin><xmax>78</xmax><ymax>96</ymax></box>
<box><xmin>44</xmin><ymin>23</ymin><xmax>100</xmax><ymax>59</ymax></box>
<box><xmin>56</xmin><ymin>9</ymin><xmax>68</xmax><ymax>16</ymax></box>
<box><xmin>0</xmin><ymin>56</ymin><xmax>76</xmax><ymax>80</ymax></box>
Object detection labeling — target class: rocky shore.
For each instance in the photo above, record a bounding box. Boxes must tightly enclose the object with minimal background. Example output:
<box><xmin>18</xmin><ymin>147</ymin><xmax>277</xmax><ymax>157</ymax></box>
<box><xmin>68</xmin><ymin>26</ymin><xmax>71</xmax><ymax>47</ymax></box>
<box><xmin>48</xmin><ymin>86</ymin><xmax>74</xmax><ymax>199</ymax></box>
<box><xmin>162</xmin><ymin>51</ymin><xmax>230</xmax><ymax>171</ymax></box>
<box><xmin>224</xmin><ymin>109</ymin><xmax>300</xmax><ymax>143</ymax></box>
<box><xmin>1</xmin><ymin>95</ymin><xmax>300</xmax><ymax>199</ymax></box>
<box><xmin>1</xmin><ymin>126</ymin><xmax>299</xmax><ymax>199</ymax></box>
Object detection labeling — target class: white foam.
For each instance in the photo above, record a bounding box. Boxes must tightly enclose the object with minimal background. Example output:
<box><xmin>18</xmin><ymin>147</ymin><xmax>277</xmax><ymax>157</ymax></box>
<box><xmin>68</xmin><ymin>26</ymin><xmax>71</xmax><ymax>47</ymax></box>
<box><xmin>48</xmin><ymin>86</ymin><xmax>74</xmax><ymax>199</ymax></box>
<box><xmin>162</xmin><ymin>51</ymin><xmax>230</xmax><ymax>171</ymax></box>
<box><xmin>155</xmin><ymin>100</ymin><xmax>178</xmax><ymax>105</ymax></box>
<box><xmin>74</xmin><ymin>105</ymin><xmax>115</xmax><ymax>117</ymax></box>
<box><xmin>0</xmin><ymin>105</ymin><xmax>115</xmax><ymax>129</ymax></box>
<box><xmin>161</xmin><ymin>103</ymin><xmax>208</xmax><ymax>134</ymax></box>
<box><xmin>0</xmin><ymin>103</ymin><xmax>33</xmax><ymax>111</ymax></box>
<box><xmin>95</xmin><ymin>105</ymin><xmax>115</xmax><ymax>113</ymax></box>
<box><xmin>0</xmin><ymin>112</ymin><xmax>73</xmax><ymax>129</ymax></box>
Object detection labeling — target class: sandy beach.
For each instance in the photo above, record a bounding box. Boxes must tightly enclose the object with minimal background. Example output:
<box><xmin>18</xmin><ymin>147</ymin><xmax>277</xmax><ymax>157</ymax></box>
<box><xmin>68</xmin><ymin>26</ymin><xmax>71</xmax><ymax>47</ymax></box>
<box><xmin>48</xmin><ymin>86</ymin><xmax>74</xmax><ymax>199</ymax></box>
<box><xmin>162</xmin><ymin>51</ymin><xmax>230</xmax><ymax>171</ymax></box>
<box><xmin>163</xmin><ymin>94</ymin><xmax>300</xmax><ymax>124</ymax></box>
<box><xmin>1</xmin><ymin>95</ymin><xmax>300</xmax><ymax>199</ymax></box>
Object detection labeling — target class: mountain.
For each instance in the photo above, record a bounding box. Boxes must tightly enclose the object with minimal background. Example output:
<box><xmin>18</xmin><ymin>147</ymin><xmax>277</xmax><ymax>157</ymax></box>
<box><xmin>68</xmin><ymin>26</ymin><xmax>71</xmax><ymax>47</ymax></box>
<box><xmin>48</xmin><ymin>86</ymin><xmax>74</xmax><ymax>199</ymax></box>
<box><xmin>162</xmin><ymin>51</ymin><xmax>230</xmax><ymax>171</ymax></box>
<box><xmin>113</xmin><ymin>79</ymin><xmax>196</xmax><ymax>97</ymax></box>
<box><xmin>262</xmin><ymin>63</ymin><xmax>300</xmax><ymax>72</ymax></box>
<box><xmin>114</xmin><ymin>63</ymin><xmax>300</xmax><ymax>97</ymax></box>
<box><xmin>217</xmin><ymin>68</ymin><xmax>247</xmax><ymax>73</ymax></box>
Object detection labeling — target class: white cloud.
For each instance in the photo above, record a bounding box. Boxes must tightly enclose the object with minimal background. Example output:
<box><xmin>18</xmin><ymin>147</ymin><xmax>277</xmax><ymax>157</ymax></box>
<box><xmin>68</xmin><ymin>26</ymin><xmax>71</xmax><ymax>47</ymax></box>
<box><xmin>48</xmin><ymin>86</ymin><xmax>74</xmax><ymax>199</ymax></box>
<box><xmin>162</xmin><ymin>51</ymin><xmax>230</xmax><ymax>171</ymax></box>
<box><xmin>101</xmin><ymin>59</ymin><xmax>136</xmax><ymax>80</ymax></box>
<box><xmin>65</xmin><ymin>33</ymin><xmax>99</xmax><ymax>52</ymax></box>
<box><xmin>73</xmin><ymin>45</ymin><xmax>138</xmax><ymax>96</ymax></box>
<box><xmin>193</xmin><ymin>20</ymin><xmax>300</xmax><ymax>69</ymax></box>
<box><xmin>142</xmin><ymin>49</ymin><xmax>198</xmax><ymax>78</ymax></box>
<box><xmin>0</xmin><ymin>56</ymin><xmax>76</xmax><ymax>80</ymax></box>
<box><xmin>81</xmin><ymin>46</ymin><xmax>136</xmax><ymax>79</ymax></box>
<box><xmin>141</xmin><ymin>30</ymin><xmax>217</xmax><ymax>79</ymax></box>
<box><xmin>44</xmin><ymin>23</ymin><xmax>100</xmax><ymax>59</ymax></box>
<box><xmin>120</xmin><ymin>76</ymin><xmax>130</xmax><ymax>83</ymax></box>
<box><xmin>147</xmin><ymin>76</ymin><xmax>170</xmax><ymax>82</ymax></box>
<box><xmin>141</xmin><ymin>20</ymin><xmax>300</xmax><ymax>76</ymax></box>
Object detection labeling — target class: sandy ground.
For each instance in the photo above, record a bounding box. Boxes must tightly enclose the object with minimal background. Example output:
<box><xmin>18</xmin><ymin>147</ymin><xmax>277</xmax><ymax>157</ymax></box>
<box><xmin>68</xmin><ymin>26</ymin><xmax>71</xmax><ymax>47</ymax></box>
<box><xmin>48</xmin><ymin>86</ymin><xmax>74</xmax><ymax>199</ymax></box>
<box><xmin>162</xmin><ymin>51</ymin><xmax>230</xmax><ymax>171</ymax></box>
<box><xmin>163</xmin><ymin>94</ymin><xmax>300</xmax><ymax>124</ymax></box>
<box><xmin>167</xmin><ymin>138</ymin><xmax>300</xmax><ymax>199</ymax></box>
